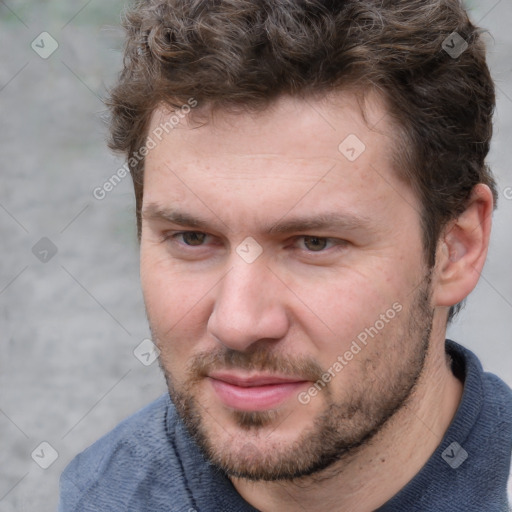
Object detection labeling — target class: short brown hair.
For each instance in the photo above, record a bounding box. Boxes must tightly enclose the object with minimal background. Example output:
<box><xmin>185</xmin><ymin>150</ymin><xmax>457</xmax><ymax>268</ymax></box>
<box><xmin>108</xmin><ymin>0</ymin><xmax>497</xmax><ymax>317</ymax></box>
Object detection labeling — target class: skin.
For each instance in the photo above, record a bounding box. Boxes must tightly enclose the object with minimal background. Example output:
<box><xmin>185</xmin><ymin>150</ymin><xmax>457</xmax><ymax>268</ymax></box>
<box><xmin>140</xmin><ymin>92</ymin><xmax>493</xmax><ymax>511</ymax></box>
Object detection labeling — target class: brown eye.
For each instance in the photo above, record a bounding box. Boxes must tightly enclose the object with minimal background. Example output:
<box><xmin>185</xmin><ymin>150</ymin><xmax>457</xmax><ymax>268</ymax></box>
<box><xmin>302</xmin><ymin>236</ymin><xmax>328</xmax><ymax>251</ymax></box>
<box><xmin>181</xmin><ymin>232</ymin><xmax>207</xmax><ymax>246</ymax></box>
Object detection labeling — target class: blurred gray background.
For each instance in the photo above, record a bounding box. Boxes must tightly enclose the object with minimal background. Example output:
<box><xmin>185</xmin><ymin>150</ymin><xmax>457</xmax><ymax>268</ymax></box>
<box><xmin>0</xmin><ymin>1</ymin><xmax>510</xmax><ymax>511</ymax></box>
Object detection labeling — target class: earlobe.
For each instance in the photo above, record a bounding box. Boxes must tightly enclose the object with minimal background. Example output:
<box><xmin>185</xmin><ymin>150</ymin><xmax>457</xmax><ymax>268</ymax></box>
<box><xmin>433</xmin><ymin>184</ymin><xmax>494</xmax><ymax>308</ymax></box>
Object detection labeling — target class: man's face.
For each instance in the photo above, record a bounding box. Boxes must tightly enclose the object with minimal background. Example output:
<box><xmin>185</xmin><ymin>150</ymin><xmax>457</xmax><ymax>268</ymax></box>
<box><xmin>140</xmin><ymin>93</ymin><xmax>434</xmax><ymax>480</ymax></box>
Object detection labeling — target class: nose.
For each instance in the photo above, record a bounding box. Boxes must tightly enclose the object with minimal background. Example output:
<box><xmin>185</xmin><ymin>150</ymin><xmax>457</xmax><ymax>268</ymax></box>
<box><xmin>207</xmin><ymin>258</ymin><xmax>290</xmax><ymax>352</ymax></box>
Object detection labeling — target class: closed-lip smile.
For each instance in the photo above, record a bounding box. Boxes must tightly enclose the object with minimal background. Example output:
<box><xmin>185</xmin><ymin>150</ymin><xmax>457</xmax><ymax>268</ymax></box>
<box><xmin>207</xmin><ymin>372</ymin><xmax>309</xmax><ymax>411</ymax></box>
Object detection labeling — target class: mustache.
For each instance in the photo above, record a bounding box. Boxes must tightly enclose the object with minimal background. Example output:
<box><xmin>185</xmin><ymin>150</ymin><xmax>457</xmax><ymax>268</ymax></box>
<box><xmin>185</xmin><ymin>347</ymin><xmax>325</xmax><ymax>383</ymax></box>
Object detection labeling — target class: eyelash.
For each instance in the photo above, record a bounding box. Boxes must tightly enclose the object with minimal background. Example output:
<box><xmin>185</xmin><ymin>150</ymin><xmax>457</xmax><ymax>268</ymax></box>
<box><xmin>164</xmin><ymin>231</ymin><xmax>346</xmax><ymax>254</ymax></box>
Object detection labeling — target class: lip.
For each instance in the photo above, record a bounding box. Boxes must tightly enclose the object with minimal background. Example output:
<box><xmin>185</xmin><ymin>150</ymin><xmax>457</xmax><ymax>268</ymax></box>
<box><xmin>207</xmin><ymin>372</ymin><xmax>308</xmax><ymax>411</ymax></box>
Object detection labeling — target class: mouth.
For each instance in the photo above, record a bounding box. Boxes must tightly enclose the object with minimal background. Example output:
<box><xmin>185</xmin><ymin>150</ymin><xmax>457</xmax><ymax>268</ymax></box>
<box><xmin>207</xmin><ymin>372</ymin><xmax>309</xmax><ymax>411</ymax></box>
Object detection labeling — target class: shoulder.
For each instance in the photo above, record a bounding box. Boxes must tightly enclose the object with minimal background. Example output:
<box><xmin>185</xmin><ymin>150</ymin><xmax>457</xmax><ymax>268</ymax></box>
<box><xmin>65</xmin><ymin>393</ymin><xmax>173</xmax><ymax>476</ymax></box>
<box><xmin>443</xmin><ymin>346</ymin><xmax>512</xmax><ymax>510</ymax></box>
<box><xmin>480</xmin><ymin>372</ymin><xmax>512</xmax><ymax>510</ymax></box>
<box><xmin>448</xmin><ymin>339</ymin><xmax>512</xmax><ymax>446</ymax></box>
<box><xmin>480</xmin><ymin>365</ymin><xmax>512</xmax><ymax>508</ymax></box>
<box><xmin>448</xmin><ymin>339</ymin><xmax>512</xmax><ymax>415</ymax></box>
<box><xmin>59</xmin><ymin>394</ymin><xmax>189</xmax><ymax>511</ymax></box>
<box><xmin>481</xmin><ymin>370</ymin><xmax>512</xmax><ymax>418</ymax></box>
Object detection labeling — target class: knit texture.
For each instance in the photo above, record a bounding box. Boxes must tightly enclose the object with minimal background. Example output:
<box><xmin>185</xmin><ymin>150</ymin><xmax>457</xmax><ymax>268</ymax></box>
<box><xmin>59</xmin><ymin>340</ymin><xmax>512</xmax><ymax>511</ymax></box>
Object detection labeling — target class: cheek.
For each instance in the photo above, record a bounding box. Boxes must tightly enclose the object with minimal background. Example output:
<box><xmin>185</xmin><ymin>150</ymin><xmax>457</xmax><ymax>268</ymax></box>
<box><xmin>287</xmin><ymin>265</ymin><xmax>408</xmax><ymax>353</ymax></box>
<box><xmin>140</xmin><ymin>252</ymin><xmax>213</xmax><ymax>356</ymax></box>
<box><xmin>297</xmin><ymin>282</ymin><xmax>409</xmax><ymax>393</ymax></box>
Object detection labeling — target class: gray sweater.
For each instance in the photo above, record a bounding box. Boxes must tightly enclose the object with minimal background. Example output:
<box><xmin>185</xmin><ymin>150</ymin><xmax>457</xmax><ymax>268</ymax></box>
<box><xmin>59</xmin><ymin>340</ymin><xmax>512</xmax><ymax>511</ymax></box>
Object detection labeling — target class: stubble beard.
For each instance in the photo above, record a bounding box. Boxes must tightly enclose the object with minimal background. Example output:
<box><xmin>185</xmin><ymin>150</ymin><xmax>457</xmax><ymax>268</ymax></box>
<box><xmin>154</xmin><ymin>275</ymin><xmax>434</xmax><ymax>482</ymax></box>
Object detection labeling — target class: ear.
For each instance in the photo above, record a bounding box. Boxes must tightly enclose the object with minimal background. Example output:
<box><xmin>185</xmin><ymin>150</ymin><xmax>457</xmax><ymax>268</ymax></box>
<box><xmin>432</xmin><ymin>184</ymin><xmax>494</xmax><ymax>308</ymax></box>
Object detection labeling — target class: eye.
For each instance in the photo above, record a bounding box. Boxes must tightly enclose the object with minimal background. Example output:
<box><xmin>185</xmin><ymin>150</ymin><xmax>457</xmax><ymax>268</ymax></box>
<box><xmin>301</xmin><ymin>236</ymin><xmax>329</xmax><ymax>252</ymax></box>
<box><xmin>296</xmin><ymin>235</ymin><xmax>345</xmax><ymax>252</ymax></box>
<box><xmin>172</xmin><ymin>231</ymin><xmax>209</xmax><ymax>246</ymax></box>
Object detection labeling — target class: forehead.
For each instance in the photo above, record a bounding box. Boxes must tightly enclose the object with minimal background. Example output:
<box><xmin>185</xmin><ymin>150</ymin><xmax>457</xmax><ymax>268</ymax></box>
<box><xmin>142</xmin><ymin>91</ymin><xmax>418</xmax><ymax>230</ymax></box>
<box><xmin>148</xmin><ymin>91</ymin><xmax>392</xmax><ymax>161</ymax></box>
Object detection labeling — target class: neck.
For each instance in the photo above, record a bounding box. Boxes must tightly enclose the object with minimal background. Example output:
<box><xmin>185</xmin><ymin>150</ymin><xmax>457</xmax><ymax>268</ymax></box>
<box><xmin>230</xmin><ymin>333</ymin><xmax>464</xmax><ymax>512</ymax></box>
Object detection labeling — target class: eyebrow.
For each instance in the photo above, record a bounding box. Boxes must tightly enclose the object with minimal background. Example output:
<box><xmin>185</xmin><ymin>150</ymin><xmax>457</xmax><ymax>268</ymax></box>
<box><xmin>141</xmin><ymin>204</ymin><xmax>373</xmax><ymax>235</ymax></box>
<box><xmin>142</xmin><ymin>205</ymin><xmax>211</xmax><ymax>229</ymax></box>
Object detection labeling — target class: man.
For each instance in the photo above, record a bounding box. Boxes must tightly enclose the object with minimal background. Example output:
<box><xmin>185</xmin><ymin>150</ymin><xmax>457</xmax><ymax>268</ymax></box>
<box><xmin>59</xmin><ymin>0</ymin><xmax>512</xmax><ymax>510</ymax></box>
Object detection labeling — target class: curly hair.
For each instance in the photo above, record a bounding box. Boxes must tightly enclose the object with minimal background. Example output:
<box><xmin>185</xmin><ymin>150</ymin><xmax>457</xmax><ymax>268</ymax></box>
<box><xmin>108</xmin><ymin>0</ymin><xmax>497</xmax><ymax>318</ymax></box>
